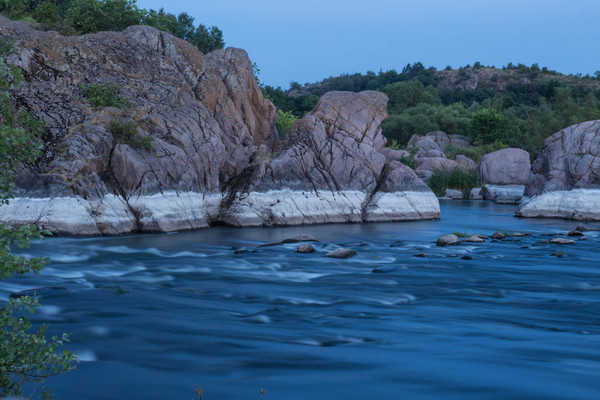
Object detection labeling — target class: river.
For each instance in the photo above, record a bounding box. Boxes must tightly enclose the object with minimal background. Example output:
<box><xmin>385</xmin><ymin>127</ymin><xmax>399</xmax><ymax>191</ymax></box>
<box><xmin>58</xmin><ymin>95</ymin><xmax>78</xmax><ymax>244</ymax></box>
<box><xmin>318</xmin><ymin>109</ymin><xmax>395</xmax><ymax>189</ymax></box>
<box><xmin>3</xmin><ymin>200</ymin><xmax>600</xmax><ymax>399</ymax></box>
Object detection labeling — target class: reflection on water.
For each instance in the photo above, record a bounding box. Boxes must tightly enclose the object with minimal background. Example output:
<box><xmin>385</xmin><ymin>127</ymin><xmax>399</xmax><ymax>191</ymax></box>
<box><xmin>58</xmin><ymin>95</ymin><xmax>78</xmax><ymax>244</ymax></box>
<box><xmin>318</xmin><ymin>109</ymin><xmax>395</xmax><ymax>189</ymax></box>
<box><xmin>4</xmin><ymin>200</ymin><xmax>600</xmax><ymax>399</ymax></box>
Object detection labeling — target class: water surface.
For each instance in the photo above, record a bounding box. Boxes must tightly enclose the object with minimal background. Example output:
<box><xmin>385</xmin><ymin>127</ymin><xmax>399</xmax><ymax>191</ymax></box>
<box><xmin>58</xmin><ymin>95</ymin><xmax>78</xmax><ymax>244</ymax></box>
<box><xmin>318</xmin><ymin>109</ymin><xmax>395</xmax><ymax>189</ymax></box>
<box><xmin>4</xmin><ymin>201</ymin><xmax>600</xmax><ymax>399</ymax></box>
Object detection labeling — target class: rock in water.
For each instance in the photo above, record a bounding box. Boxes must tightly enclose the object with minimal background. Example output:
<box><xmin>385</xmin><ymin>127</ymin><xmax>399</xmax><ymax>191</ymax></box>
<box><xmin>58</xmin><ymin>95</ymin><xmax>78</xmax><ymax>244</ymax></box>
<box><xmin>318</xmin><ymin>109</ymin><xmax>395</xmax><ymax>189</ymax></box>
<box><xmin>491</xmin><ymin>232</ymin><xmax>505</xmax><ymax>240</ymax></box>
<box><xmin>464</xmin><ymin>235</ymin><xmax>485</xmax><ymax>243</ymax></box>
<box><xmin>325</xmin><ymin>248</ymin><xmax>357</xmax><ymax>259</ymax></box>
<box><xmin>296</xmin><ymin>244</ymin><xmax>315</xmax><ymax>253</ymax></box>
<box><xmin>567</xmin><ymin>230</ymin><xmax>584</xmax><ymax>237</ymax></box>
<box><xmin>444</xmin><ymin>189</ymin><xmax>464</xmax><ymax>200</ymax></box>
<box><xmin>0</xmin><ymin>17</ymin><xmax>440</xmax><ymax>235</ymax></box>
<box><xmin>436</xmin><ymin>234</ymin><xmax>459</xmax><ymax>246</ymax></box>
<box><xmin>517</xmin><ymin>120</ymin><xmax>600</xmax><ymax>221</ymax></box>
<box><xmin>549</xmin><ymin>238</ymin><xmax>576</xmax><ymax>245</ymax></box>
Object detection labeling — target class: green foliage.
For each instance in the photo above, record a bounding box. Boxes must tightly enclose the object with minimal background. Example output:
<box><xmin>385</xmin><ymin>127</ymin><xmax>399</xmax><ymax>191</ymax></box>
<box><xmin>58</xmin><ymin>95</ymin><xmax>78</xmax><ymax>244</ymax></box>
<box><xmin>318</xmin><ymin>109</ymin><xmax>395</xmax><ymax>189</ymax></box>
<box><xmin>470</xmin><ymin>107</ymin><xmax>511</xmax><ymax>145</ymax></box>
<box><xmin>400</xmin><ymin>146</ymin><xmax>419</xmax><ymax>169</ymax></box>
<box><xmin>141</xmin><ymin>8</ymin><xmax>224</xmax><ymax>53</ymax></box>
<box><xmin>109</xmin><ymin>119</ymin><xmax>152</xmax><ymax>149</ymax></box>
<box><xmin>32</xmin><ymin>1</ymin><xmax>59</xmax><ymax>25</ymax></box>
<box><xmin>1</xmin><ymin>38</ymin><xmax>76</xmax><ymax>398</ymax></box>
<box><xmin>275</xmin><ymin>109</ymin><xmax>296</xmax><ymax>139</ymax></box>
<box><xmin>81</xmin><ymin>83</ymin><xmax>133</xmax><ymax>109</ymax></box>
<box><xmin>385</xmin><ymin>138</ymin><xmax>401</xmax><ymax>150</ymax></box>
<box><xmin>445</xmin><ymin>141</ymin><xmax>508</xmax><ymax>163</ymax></box>
<box><xmin>427</xmin><ymin>169</ymin><xmax>480</xmax><ymax>197</ymax></box>
<box><xmin>382</xmin><ymin>80</ymin><xmax>440</xmax><ymax>113</ymax></box>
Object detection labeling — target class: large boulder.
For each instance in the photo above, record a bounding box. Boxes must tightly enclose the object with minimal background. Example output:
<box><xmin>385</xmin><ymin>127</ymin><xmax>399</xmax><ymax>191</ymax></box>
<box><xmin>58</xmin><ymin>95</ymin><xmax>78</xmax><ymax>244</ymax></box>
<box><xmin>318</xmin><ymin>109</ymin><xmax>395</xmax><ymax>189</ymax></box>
<box><xmin>220</xmin><ymin>91</ymin><xmax>440</xmax><ymax>225</ymax></box>
<box><xmin>0</xmin><ymin>17</ymin><xmax>440</xmax><ymax>234</ymax></box>
<box><xmin>517</xmin><ymin>121</ymin><xmax>600</xmax><ymax>220</ymax></box>
<box><xmin>477</xmin><ymin>148</ymin><xmax>531</xmax><ymax>185</ymax></box>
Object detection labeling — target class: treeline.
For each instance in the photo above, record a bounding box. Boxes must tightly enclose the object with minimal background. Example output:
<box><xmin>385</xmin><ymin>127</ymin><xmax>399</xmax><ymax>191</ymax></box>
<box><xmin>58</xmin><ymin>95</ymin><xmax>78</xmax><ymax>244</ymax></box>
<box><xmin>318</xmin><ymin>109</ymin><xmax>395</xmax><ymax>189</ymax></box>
<box><xmin>264</xmin><ymin>62</ymin><xmax>600</xmax><ymax>156</ymax></box>
<box><xmin>0</xmin><ymin>0</ymin><xmax>224</xmax><ymax>53</ymax></box>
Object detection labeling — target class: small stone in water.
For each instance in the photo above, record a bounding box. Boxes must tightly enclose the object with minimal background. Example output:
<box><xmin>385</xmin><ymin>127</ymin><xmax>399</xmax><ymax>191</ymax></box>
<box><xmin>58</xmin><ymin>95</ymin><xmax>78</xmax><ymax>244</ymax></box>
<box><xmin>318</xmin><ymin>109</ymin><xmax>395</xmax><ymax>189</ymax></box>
<box><xmin>325</xmin><ymin>248</ymin><xmax>356</xmax><ymax>259</ymax></box>
<box><xmin>413</xmin><ymin>252</ymin><xmax>426</xmax><ymax>257</ymax></box>
<box><xmin>296</xmin><ymin>244</ymin><xmax>315</xmax><ymax>253</ymax></box>
<box><xmin>282</xmin><ymin>235</ymin><xmax>319</xmax><ymax>243</ymax></box>
<box><xmin>550</xmin><ymin>238</ymin><xmax>576</xmax><ymax>245</ymax></box>
<box><xmin>437</xmin><ymin>234</ymin><xmax>459</xmax><ymax>246</ymax></box>
<box><xmin>491</xmin><ymin>232</ymin><xmax>505</xmax><ymax>240</ymax></box>
<box><xmin>464</xmin><ymin>235</ymin><xmax>485</xmax><ymax>243</ymax></box>
<box><xmin>461</xmin><ymin>254</ymin><xmax>473</xmax><ymax>260</ymax></box>
<box><xmin>567</xmin><ymin>230</ymin><xmax>583</xmax><ymax>237</ymax></box>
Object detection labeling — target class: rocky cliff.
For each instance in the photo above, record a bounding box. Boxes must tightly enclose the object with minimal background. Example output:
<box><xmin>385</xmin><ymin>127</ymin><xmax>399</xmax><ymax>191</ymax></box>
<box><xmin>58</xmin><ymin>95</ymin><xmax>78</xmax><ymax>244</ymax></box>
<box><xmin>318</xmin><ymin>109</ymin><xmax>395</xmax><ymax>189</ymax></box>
<box><xmin>0</xmin><ymin>16</ymin><xmax>439</xmax><ymax>235</ymax></box>
<box><xmin>517</xmin><ymin>120</ymin><xmax>600</xmax><ymax>220</ymax></box>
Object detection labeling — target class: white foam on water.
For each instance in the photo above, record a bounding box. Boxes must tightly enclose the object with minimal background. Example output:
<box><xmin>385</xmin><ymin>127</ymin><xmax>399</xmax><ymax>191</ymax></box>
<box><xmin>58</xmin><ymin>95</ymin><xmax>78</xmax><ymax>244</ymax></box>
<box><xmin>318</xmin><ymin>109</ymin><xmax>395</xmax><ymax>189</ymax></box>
<box><xmin>48</xmin><ymin>254</ymin><xmax>93</xmax><ymax>263</ymax></box>
<box><xmin>87</xmin><ymin>326</ymin><xmax>110</xmax><ymax>336</ymax></box>
<box><xmin>247</xmin><ymin>270</ymin><xmax>326</xmax><ymax>283</ymax></box>
<box><xmin>75</xmin><ymin>350</ymin><xmax>97</xmax><ymax>362</ymax></box>
<box><xmin>372</xmin><ymin>294</ymin><xmax>416</xmax><ymax>305</ymax></box>
<box><xmin>38</xmin><ymin>305</ymin><xmax>62</xmax><ymax>315</ymax></box>
<box><xmin>40</xmin><ymin>268</ymin><xmax>84</xmax><ymax>279</ymax></box>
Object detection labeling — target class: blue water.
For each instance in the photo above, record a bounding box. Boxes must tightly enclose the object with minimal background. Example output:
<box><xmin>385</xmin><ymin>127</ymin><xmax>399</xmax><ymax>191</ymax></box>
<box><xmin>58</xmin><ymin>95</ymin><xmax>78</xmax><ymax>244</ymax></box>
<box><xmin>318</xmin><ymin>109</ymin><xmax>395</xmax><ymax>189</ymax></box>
<box><xmin>3</xmin><ymin>200</ymin><xmax>600</xmax><ymax>399</ymax></box>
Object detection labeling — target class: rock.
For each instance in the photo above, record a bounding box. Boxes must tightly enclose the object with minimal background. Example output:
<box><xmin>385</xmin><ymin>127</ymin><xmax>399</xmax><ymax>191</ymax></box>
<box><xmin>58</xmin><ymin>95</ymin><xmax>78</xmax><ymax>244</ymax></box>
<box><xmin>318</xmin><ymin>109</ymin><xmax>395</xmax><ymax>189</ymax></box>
<box><xmin>414</xmin><ymin>157</ymin><xmax>459</xmax><ymax>179</ymax></box>
<box><xmin>447</xmin><ymin>253</ymin><xmax>458</xmax><ymax>257</ymax></box>
<box><xmin>567</xmin><ymin>230</ymin><xmax>584</xmax><ymax>237</ymax></box>
<box><xmin>491</xmin><ymin>232</ymin><xmax>505</xmax><ymax>239</ymax></box>
<box><xmin>296</xmin><ymin>244</ymin><xmax>315</xmax><ymax>253</ymax></box>
<box><xmin>517</xmin><ymin>121</ymin><xmax>600</xmax><ymax>220</ymax></box>
<box><xmin>508</xmin><ymin>232</ymin><xmax>530</xmax><ymax>237</ymax></box>
<box><xmin>325</xmin><ymin>248</ymin><xmax>357</xmax><ymax>259</ymax></box>
<box><xmin>436</xmin><ymin>234</ymin><xmax>459</xmax><ymax>246</ymax></box>
<box><xmin>443</xmin><ymin>189</ymin><xmax>464</xmax><ymax>199</ymax></box>
<box><xmin>381</xmin><ymin>148</ymin><xmax>409</xmax><ymax>162</ymax></box>
<box><xmin>477</xmin><ymin>148</ymin><xmax>531</xmax><ymax>185</ymax></box>
<box><xmin>469</xmin><ymin>187</ymin><xmax>483</xmax><ymax>200</ymax></box>
<box><xmin>464</xmin><ymin>235</ymin><xmax>485</xmax><ymax>243</ymax></box>
<box><xmin>455</xmin><ymin>155</ymin><xmax>476</xmax><ymax>172</ymax></box>
<box><xmin>483</xmin><ymin>184</ymin><xmax>525</xmax><ymax>204</ymax></box>
<box><xmin>449</xmin><ymin>134</ymin><xmax>471</xmax><ymax>148</ymax></box>
<box><xmin>0</xmin><ymin>17</ymin><xmax>441</xmax><ymax>234</ymax></box>
<box><xmin>550</xmin><ymin>238</ymin><xmax>576</xmax><ymax>245</ymax></box>
<box><xmin>413</xmin><ymin>252</ymin><xmax>427</xmax><ymax>257</ymax></box>
<box><xmin>282</xmin><ymin>235</ymin><xmax>319</xmax><ymax>243</ymax></box>
<box><xmin>461</xmin><ymin>254</ymin><xmax>473</xmax><ymax>260</ymax></box>
<box><xmin>221</xmin><ymin>91</ymin><xmax>440</xmax><ymax>226</ymax></box>
<box><xmin>233</xmin><ymin>248</ymin><xmax>250</xmax><ymax>254</ymax></box>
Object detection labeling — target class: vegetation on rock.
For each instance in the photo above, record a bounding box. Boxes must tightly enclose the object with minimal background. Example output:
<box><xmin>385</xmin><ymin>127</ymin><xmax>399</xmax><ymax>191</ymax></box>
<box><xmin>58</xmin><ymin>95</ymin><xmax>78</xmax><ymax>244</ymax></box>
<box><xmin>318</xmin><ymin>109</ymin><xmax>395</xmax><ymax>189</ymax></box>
<box><xmin>0</xmin><ymin>0</ymin><xmax>224</xmax><ymax>53</ymax></box>
<box><xmin>109</xmin><ymin>119</ymin><xmax>152</xmax><ymax>150</ymax></box>
<box><xmin>427</xmin><ymin>169</ymin><xmax>480</xmax><ymax>198</ymax></box>
<box><xmin>81</xmin><ymin>83</ymin><xmax>133</xmax><ymax>109</ymax></box>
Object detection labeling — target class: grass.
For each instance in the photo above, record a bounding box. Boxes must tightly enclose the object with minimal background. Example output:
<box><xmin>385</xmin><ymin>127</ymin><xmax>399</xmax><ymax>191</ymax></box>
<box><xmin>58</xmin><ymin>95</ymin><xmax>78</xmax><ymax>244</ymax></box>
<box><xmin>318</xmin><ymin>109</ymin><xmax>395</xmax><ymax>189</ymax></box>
<box><xmin>109</xmin><ymin>120</ymin><xmax>153</xmax><ymax>150</ymax></box>
<box><xmin>82</xmin><ymin>83</ymin><xmax>134</xmax><ymax>109</ymax></box>
<box><xmin>427</xmin><ymin>169</ymin><xmax>480</xmax><ymax>197</ymax></box>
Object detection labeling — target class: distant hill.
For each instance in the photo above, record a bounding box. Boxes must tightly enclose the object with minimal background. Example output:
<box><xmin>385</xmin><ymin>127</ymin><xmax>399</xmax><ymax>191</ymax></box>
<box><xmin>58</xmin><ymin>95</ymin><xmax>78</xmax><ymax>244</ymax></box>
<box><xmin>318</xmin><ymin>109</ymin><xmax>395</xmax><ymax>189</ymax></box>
<box><xmin>264</xmin><ymin>63</ymin><xmax>600</xmax><ymax>156</ymax></box>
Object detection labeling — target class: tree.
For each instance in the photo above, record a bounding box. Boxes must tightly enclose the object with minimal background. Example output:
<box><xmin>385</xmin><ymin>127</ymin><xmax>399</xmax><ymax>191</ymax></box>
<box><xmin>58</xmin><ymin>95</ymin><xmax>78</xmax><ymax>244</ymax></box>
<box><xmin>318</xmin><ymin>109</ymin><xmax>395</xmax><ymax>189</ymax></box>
<box><xmin>470</xmin><ymin>107</ymin><xmax>510</xmax><ymax>145</ymax></box>
<box><xmin>1</xmin><ymin>37</ymin><xmax>76</xmax><ymax>398</ymax></box>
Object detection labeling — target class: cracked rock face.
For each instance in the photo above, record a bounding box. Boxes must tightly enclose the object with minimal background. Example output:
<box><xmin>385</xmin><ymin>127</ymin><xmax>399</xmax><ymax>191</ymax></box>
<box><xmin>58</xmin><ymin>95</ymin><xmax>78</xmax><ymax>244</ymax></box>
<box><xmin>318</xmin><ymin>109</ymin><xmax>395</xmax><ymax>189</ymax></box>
<box><xmin>517</xmin><ymin>120</ymin><xmax>600</xmax><ymax>220</ymax></box>
<box><xmin>0</xmin><ymin>17</ymin><xmax>439</xmax><ymax>234</ymax></box>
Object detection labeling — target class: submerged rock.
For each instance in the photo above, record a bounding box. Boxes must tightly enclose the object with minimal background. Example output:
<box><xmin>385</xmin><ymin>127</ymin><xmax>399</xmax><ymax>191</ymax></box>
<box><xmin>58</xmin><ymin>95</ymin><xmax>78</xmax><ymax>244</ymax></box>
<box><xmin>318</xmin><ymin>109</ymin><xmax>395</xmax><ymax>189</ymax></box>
<box><xmin>436</xmin><ymin>234</ymin><xmax>459</xmax><ymax>246</ymax></box>
<box><xmin>464</xmin><ymin>235</ymin><xmax>485</xmax><ymax>243</ymax></box>
<box><xmin>325</xmin><ymin>248</ymin><xmax>357</xmax><ymax>259</ymax></box>
<box><xmin>296</xmin><ymin>244</ymin><xmax>316</xmax><ymax>253</ymax></box>
<box><xmin>567</xmin><ymin>230</ymin><xmax>584</xmax><ymax>237</ymax></box>
<box><xmin>550</xmin><ymin>238</ymin><xmax>576</xmax><ymax>245</ymax></box>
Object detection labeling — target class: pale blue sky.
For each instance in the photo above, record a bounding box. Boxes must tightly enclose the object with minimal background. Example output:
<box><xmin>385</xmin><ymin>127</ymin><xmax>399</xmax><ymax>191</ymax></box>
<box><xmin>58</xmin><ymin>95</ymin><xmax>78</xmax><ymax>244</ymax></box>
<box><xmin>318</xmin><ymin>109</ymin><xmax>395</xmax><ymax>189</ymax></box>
<box><xmin>136</xmin><ymin>0</ymin><xmax>600</xmax><ymax>89</ymax></box>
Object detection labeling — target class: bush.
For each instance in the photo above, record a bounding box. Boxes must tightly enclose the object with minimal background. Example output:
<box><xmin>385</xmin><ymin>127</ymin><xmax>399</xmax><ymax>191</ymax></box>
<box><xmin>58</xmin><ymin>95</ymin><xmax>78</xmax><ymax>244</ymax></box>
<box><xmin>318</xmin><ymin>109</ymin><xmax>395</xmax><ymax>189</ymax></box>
<box><xmin>81</xmin><ymin>83</ymin><xmax>134</xmax><ymax>109</ymax></box>
<box><xmin>427</xmin><ymin>169</ymin><xmax>480</xmax><ymax>197</ymax></box>
<box><xmin>275</xmin><ymin>109</ymin><xmax>297</xmax><ymax>139</ymax></box>
<box><xmin>109</xmin><ymin>119</ymin><xmax>153</xmax><ymax>149</ymax></box>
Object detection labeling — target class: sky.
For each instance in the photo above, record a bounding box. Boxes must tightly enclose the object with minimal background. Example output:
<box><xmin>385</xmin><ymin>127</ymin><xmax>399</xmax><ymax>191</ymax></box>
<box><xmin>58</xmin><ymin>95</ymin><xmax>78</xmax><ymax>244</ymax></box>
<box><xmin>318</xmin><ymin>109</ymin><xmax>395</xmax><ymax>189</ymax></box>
<box><xmin>136</xmin><ymin>0</ymin><xmax>600</xmax><ymax>89</ymax></box>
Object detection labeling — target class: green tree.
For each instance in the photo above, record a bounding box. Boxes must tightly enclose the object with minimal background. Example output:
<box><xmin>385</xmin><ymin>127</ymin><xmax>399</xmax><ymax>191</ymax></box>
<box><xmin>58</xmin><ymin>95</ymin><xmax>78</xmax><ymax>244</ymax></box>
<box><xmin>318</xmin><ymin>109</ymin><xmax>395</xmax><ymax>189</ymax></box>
<box><xmin>1</xmin><ymin>37</ymin><xmax>76</xmax><ymax>398</ymax></box>
<box><xmin>470</xmin><ymin>107</ymin><xmax>510</xmax><ymax>145</ymax></box>
<box><xmin>275</xmin><ymin>109</ymin><xmax>297</xmax><ymax>139</ymax></box>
